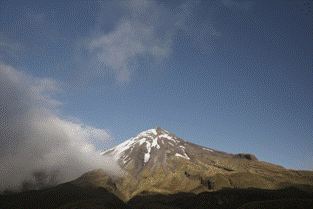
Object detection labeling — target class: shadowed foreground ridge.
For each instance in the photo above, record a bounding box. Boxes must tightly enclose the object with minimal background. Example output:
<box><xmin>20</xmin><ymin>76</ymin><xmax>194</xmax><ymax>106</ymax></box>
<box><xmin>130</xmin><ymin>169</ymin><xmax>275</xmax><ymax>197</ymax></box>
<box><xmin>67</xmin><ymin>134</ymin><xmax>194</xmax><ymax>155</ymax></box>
<box><xmin>1</xmin><ymin>184</ymin><xmax>313</xmax><ymax>209</ymax></box>
<box><xmin>1</xmin><ymin>127</ymin><xmax>313</xmax><ymax>208</ymax></box>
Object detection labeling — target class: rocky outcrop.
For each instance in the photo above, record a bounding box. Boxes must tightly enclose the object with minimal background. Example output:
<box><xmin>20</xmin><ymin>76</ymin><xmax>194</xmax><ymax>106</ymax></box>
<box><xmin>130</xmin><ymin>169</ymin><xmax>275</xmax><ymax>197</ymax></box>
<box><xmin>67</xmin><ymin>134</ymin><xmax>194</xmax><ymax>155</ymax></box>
<box><xmin>232</xmin><ymin>153</ymin><xmax>258</xmax><ymax>161</ymax></box>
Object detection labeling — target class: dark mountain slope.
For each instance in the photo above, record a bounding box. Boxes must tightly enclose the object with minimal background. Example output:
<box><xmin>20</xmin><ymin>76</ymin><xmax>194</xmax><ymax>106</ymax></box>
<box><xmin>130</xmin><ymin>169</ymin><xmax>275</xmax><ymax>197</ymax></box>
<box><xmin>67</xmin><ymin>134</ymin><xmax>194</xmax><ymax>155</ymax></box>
<box><xmin>127</xmin><ymin>185</ymin><xmax>313</xmax><ymax>209</ymax></box>
<box><xmin>0</xmin><ymin>182</ymin><xmax>131</xmax><ymax>209</ymax></box>
<box><xmin>237</xmin><ymin>198</ymin><xmax>313</xmax><ymax>209</ymax></box>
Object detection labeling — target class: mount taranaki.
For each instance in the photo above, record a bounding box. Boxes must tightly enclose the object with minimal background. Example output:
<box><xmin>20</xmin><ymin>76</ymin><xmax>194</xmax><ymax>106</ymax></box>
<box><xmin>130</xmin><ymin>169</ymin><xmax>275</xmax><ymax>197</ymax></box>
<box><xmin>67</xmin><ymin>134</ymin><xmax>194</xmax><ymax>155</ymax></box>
<box><xmin>1</xmin><ymin>127</ymin><xmax>313</xmax><ymax>208</ymax></box>
<box><xmin>72</xmin><ymin>127</ymin><xmax>313</xmax><ymax>200</ymax></box>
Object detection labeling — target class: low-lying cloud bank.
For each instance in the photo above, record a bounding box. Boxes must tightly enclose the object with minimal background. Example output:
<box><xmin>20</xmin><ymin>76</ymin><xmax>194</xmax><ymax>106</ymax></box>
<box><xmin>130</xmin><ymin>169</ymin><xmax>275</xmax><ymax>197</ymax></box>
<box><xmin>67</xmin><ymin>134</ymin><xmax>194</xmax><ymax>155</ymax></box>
<box><xmin>0</xmin><ymin>63</ymin><xmax>126</xmax><ymax>192</ymax></box>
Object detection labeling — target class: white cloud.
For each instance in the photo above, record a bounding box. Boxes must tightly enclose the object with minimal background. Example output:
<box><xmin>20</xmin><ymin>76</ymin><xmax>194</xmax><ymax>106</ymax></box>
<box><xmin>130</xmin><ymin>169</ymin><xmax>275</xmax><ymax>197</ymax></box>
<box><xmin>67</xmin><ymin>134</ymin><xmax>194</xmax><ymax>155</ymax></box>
<box><xmin>73</xmin><ymin>0</ymin><xmax>211</xmax><ymax>86</ymax></box>
<box><xmin>88</xmin><ymin>18</ymin><xmax>171</xmax><ymax>84</ymax></box>
<box><xmin>0</xmin><ymin>63</ymin><xmax>126</xmax><ymax>192</ymax></box>
<box><xmin>1</xmin><ymin>0</ymin><xmax>225</xmax><ymax>89</ymax></box>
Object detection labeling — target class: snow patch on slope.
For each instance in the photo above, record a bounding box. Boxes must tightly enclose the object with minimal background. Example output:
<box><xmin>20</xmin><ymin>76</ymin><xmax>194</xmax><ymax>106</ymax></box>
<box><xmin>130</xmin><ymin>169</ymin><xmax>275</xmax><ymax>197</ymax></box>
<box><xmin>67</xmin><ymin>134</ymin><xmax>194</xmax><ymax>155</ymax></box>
<box><xmin>144</xmin><ymin>141</ymin><xmax>152</xmax><ymax>163</ymax></box>
<box><xmin>175</xmin><ymin>153</ymin><xmax>190</xmax><ymax>160</ymax></box>
<box><xmin>158</xmin><ymin>134</ymin><xmax>177</xmax><ymax>144</ymax></box>
<box><xmin>151</xmin><ymin>138</ymin><xmax>160</xmax><ymax>149</ymax></box>
<box><xmin>150</xmin><ymin>129</ymin><xmax>158</xmax><ymax>136</ymax></box>
<box><xmin>138</xmin><ymin>138</ymin><xmax>147</xmax><ymax>146</ymax></box>
<box><xmin>203</xmin><ymin>148</ymin><xmax>214</xmax><ymax>152</ymax></box>
<box><xmin>123</xmin><ymin>155</ymin><xmax>131</xmax><ymax>164</ymax></box>
<box><xmin>144</xmin><ymin>153</ymin><xmax>150</xmax><ymax>163</ymax></box>
<box><xmin>175</xmin><ymin>145</ymin><xmax>190</xmax><ymax>160</ymax></box>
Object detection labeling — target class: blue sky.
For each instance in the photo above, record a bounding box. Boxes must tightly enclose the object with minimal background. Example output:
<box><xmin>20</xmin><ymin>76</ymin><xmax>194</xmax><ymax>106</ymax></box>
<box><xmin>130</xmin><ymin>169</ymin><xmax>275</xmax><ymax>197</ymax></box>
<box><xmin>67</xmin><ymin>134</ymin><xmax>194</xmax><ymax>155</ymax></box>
<box><xmin>0</xmin><ymin>0</ymin><xmax>312</xmax><ymax>191</ymax></box>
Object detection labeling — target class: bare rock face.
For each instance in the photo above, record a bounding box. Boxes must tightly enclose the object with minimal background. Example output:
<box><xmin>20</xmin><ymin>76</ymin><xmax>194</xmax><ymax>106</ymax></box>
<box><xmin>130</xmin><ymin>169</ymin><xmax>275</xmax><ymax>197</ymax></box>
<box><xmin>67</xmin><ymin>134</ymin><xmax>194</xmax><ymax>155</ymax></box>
<box><xmin>77</xmin><ymin>127</ymin><xmax>313</xmax><ymax>202</ymax></box>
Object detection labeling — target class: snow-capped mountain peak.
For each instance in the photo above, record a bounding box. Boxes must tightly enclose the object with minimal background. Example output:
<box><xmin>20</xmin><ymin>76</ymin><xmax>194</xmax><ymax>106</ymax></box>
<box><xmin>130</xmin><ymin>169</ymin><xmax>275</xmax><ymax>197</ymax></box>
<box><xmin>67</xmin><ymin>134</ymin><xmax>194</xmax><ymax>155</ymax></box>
<box><xmin>100</xmin><ymin>127</ymin><xmax>228</xmax><ymax>177</ymax></box>
<box><xmin>100</xmin><ymin>127</ymin><xmax>193</xmax><ymax>171</ymax></box>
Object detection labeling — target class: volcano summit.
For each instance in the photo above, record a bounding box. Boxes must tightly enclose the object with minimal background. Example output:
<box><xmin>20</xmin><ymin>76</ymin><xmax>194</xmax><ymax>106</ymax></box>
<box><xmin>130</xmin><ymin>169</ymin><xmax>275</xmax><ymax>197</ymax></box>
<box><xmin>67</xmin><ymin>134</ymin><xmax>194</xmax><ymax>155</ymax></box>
<box><xmin>100</xmin><ymin>126</ymin><xmax>234</xmax><ymax>176</ymax></box>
